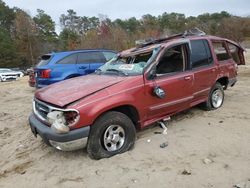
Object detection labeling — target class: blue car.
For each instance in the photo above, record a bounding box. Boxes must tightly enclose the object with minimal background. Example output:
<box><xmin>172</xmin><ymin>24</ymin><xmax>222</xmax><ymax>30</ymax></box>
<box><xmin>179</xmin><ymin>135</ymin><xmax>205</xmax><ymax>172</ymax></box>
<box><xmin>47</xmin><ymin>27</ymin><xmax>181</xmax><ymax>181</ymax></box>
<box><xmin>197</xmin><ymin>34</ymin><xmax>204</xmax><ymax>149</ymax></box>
<box><xmin>35</xmin><ymin>49</ymin><xmax>117</xmax><ymax>88</ymax></box>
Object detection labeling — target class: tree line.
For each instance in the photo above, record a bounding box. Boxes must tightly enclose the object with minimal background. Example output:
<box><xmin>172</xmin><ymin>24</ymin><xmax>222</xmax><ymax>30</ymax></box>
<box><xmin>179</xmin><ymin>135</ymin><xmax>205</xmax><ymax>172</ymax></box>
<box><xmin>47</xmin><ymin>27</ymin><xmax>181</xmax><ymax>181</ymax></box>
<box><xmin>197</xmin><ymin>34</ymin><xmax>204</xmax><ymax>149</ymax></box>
<box><xmin>0</xmin><ymin>0</ymin><xmax>250</xmax><ymax>68</ymax></box>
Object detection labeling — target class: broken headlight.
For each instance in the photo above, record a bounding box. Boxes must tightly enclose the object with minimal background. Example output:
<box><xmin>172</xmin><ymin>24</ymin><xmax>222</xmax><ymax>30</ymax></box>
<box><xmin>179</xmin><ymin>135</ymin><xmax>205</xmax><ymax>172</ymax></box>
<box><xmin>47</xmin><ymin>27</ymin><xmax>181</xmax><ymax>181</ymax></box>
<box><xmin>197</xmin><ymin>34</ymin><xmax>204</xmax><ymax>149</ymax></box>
<box><xmin>47</xmin><ymin>110</ymin><xmax>80</xmax><ymax>134</ymax></box>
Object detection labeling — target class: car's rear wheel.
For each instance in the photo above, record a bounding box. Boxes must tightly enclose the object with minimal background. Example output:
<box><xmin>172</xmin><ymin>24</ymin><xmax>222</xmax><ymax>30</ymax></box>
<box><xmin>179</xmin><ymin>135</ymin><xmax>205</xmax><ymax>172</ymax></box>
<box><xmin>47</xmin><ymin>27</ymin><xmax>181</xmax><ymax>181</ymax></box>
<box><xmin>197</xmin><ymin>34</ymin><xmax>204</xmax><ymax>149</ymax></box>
<box><xmin>202</xmin><ymin>82</ymin><xmax>224</xmax><ymax>110</ymax></box>
<box><xmin>87</xmin><ymin>111</ymin><xmax>136</xmax><ymax>160</ymax></box>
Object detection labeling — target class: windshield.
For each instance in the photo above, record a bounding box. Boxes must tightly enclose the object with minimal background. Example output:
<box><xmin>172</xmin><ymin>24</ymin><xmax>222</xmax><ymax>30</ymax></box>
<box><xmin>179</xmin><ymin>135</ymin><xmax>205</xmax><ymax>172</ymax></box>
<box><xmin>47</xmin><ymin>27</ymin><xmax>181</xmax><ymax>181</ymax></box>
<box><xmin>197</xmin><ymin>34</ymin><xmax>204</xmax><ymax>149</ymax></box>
<box><xmin>97</xmin><ymin>47</ymin><xmax>161</xmax><ymax>76</ymax></box>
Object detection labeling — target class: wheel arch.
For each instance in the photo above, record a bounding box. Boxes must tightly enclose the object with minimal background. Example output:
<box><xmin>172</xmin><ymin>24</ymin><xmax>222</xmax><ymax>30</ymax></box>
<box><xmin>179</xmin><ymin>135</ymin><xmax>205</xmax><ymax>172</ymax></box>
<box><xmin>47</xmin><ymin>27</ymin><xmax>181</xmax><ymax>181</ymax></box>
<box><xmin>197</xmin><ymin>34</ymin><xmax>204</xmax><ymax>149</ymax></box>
<box><xmin>94</xmin><ymin>104</ymin><xmax>141</xmax><ymax>130</ymax></box>
<box><xmin>216</xmin><ymin>76</ymin><xmax>229</xmax><ymax>89</ymax></box>
<box><xmin>65</xmin><ymin>74</ymin><xmax>81</xmax><ymax>80</ymax></box>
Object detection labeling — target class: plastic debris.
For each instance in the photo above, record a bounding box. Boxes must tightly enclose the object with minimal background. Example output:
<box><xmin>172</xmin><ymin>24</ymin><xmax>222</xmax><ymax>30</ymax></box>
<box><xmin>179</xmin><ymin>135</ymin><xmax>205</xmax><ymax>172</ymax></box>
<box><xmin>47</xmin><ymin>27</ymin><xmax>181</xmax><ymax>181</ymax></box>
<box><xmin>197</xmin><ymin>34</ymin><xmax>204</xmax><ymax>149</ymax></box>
<box><xmin>158</xmin><ymin>121</ymin><xmax>168</xmax><ymax>135</ymax></box>
<box><xmin>203</xmin><ymin>158</ymin><xmax>213</xmax><ymax>164</ymax></box>
<box><xmin>160</xmin><ymin>142</ymin><xmax>168</xmax><ymax>148</ymax></box>
<box><xmin>181</xmin><ymin>169</ymin><xmax>191</xmax><ymax>175</ymax></box>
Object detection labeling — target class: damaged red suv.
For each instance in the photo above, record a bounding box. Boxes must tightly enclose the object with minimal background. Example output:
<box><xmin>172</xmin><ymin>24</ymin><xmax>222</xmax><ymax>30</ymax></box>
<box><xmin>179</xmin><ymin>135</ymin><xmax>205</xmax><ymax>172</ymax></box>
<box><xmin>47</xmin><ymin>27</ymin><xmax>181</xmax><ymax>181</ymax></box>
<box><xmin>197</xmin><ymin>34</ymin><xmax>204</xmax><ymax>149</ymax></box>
<box><xmin>29</xmin><ymin>31</ymin><xmax>245</xmax><ymax>159</ymax></box>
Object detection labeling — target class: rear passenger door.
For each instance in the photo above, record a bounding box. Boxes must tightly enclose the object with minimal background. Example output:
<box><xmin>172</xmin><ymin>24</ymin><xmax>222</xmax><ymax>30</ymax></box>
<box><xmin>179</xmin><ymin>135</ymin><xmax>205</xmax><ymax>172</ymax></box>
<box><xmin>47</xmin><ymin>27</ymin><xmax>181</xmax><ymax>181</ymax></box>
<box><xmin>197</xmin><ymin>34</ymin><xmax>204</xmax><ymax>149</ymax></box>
<box><xmin>76</xmin><ymin>51</ymin><xmax>107</xmax><ymax>75</ymax></box>
<box><xmin>212</xmin><ymin>41</ymin><xmax>234</xmax><ymax>80</ymax></box>
<box><xmin>190</xmin><ymin>39</ymin><xmax>217</xmax><ymax>103</ymax></box>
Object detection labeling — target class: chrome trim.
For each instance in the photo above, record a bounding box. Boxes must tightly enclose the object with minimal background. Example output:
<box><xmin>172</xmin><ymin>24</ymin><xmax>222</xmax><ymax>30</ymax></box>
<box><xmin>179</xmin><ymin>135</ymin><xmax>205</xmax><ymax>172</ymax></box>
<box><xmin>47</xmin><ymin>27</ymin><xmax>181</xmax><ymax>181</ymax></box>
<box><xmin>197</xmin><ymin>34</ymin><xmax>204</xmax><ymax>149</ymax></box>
<box><xmin>33</xmin><ymin>99</ymin><xmax>79</xmax><ymax>125</ymax></box>
<box><xmin>193</xmin><ymin>88</ymin><xmax>210</xmax><ymax>96</ymax></box>
<box><xmin>150</xmin><ymin>96</ymin><xmax>193</xmax><ymax>111</ymax></box>
<box><xmin>49</xmin><ymin>137</ymin><xmax>88</xmax><ymax>151</ymax></box>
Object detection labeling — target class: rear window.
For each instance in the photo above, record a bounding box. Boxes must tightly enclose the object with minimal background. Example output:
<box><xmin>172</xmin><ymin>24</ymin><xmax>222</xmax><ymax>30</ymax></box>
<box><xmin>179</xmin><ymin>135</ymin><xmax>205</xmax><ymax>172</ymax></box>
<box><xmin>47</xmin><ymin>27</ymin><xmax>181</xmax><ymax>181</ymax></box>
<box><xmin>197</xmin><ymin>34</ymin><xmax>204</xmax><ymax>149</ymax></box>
<box><xmin>36</xmin><ymin>55</ymin><xmax>51</xmax><ymax>67</ymax></box>
<box><xmin>212</xmin><ymin>42</ymin><xmax>230</xmax><ymax>61</ymax></box>
<box><xmin>190</xmin><ymin>39</ymin><xmax>212</xmax><ymax>68</ymax></box>
<box><xmin>77</xmin><ymin>52</ymin><xmax>106</xmax><ymax>64</ymax></box>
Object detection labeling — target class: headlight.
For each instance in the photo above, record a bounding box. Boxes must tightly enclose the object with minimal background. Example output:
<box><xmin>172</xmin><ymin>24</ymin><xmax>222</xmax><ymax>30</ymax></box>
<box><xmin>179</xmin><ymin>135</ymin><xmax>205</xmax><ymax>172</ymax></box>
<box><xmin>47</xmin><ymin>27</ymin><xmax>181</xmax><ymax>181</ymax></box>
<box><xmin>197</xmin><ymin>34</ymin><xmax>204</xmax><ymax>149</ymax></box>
<box><xmin>64</xmin><ymin>110</ymin><xmax>80</xmax><ymax>127</ymax></box>
<box><xmin>47</xmin><ymin>110</ymin><xmax>79</xmax><ymax>134</ymax></box>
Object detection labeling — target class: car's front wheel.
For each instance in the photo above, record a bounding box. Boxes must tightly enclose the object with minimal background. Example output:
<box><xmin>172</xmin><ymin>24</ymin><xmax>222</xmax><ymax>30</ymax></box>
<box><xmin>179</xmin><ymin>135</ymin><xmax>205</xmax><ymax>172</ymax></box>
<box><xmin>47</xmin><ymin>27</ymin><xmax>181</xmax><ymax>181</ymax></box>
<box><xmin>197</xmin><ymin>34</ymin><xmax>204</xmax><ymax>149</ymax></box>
<box><xmin>202</xmin><ymin>82</ymin><xmax>224</xmax><ymax>110</ymax></box>
<box><xmin>87</xmin><ymin>111</ymin><xmax>136</xmax><ymax>159</ymax></box>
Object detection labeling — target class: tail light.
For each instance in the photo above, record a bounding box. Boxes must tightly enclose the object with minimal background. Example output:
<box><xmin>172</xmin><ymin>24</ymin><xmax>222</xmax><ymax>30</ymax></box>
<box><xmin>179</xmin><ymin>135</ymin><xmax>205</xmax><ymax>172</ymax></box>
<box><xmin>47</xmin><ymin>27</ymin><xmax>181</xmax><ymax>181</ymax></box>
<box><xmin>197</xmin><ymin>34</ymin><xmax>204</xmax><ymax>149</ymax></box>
<box><xmin>40</xmin><ymin>69</ymin><xmax>51</xmax><ymax>78</ymax></box>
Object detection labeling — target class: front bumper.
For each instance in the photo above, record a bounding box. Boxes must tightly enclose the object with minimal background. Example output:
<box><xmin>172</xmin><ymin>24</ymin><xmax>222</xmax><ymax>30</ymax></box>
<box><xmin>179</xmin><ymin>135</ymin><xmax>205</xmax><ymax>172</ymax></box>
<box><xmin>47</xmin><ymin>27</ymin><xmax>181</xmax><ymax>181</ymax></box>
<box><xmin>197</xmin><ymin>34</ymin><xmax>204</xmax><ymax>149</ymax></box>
<box><xmin>1</xmin><ymin>76</ymin><xmax>18</xmax><ymax>81</ymax></box>
<box><xmin>29</xmin><ymin>113</ymin><xmax>90</xmax><ymax>151</ymax></box>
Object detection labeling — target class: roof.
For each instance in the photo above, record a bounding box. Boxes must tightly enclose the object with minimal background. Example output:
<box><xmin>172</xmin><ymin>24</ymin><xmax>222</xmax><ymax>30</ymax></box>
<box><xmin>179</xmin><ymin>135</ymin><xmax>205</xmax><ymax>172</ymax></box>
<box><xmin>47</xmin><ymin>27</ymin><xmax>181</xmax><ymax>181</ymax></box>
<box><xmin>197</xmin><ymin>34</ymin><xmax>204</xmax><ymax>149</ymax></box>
<box><xmin>43</xmin><ymin>49</ymin><xmax>117</xmax><ymax>56</ymax></box>
<box><xmin>120</xmin><ymin>29</ymin><xmax>244</xmax><ymax>56</ymax></box>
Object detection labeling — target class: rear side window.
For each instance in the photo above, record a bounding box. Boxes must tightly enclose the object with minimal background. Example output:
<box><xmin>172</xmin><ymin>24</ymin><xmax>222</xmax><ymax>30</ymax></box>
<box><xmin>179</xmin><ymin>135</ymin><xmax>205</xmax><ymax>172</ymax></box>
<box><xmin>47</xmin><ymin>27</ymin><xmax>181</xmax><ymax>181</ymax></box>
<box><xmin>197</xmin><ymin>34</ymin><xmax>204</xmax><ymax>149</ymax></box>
<box><xmin>228</xmin><ymin>43</ymin><xmax>240</xmax><ymax>64</ymax></box>
<box><xmin>190</xmin><ymin>39</ymin><xmax>212</xmax><ymax>68</ymax></box>
<box><xmin>57</xmin><ymin>54</ymin><xmax>77</xmax><ymax>64</ymax></box>
<box><xmin>102</xmin><ymin>51</ymin><xmax>116</xmax><ymax>61</ymax></box>
<box><xmin>77</xmin><ymin>52</ymin><xmax>106</xmax><ymax>64</ymax></box>
<box><xmin>37</xmin><ymin>55</ymin><xmax>51</xmax><ymax>67</ymax></box>
<box><xmin>212</xmin><ymin>42</ymin><xmax>230</xmax><ymax>61</ymax></box>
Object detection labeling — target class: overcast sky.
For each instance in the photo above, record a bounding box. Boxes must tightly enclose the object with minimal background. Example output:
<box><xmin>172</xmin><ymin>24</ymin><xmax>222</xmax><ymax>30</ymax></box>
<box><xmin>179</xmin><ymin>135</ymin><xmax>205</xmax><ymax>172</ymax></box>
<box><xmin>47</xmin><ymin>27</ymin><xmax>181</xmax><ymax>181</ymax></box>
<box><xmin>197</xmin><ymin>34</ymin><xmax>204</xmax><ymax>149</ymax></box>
<box><xmin>4</xmin><ymin>0</ymin><xmax>250</xmax><ymax>32</ymax></box>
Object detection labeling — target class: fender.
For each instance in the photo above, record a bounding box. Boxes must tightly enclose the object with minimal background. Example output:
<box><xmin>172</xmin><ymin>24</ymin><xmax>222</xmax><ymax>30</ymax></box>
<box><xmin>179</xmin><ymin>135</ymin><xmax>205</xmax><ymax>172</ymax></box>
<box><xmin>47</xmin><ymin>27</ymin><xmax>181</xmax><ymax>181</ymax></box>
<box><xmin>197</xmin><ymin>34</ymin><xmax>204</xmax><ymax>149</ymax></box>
<box><xmin>71</xmin><ymin>86</ymin><xmax>145</xmax><ymax>129</ymax></box>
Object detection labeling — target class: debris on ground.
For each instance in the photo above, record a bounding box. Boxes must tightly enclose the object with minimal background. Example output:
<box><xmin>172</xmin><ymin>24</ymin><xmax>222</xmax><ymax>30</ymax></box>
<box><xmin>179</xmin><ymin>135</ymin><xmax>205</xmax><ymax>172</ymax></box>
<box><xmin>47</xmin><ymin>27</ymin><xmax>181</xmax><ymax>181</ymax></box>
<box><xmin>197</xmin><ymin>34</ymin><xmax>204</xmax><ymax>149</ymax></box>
<box><xmin>154</xmin><ymin>131</ymin><xmax>162</xmax><ymax>134</ymax></box>
<box><xmin>181</xmin><ymin>169</ymin><xmax>192</xmax><ymax>175</ymax></box>
<box><xmin>131</xmin><ymin>179</ymin><xmax>138</xmax><ymax>183</ymax></box>
<box><xmin>158</xmin><ymin>121</ymin><xmax>168</xmax><ymax>135</ymax></box>
<box><xmin>233</xmin><ymin>179</ymin><xmax>250</xmax><ymax>188</ymax></box>
<box><xmin>160</xmin><ymin>142</ymin><xmax>168</xmax><ymax>148</ymax></box>
<box><xmin>202</xmin><ymin>158</ymin><xmax>213</xmax><ymax>164</ymax></box>
<box><xmin>219</xmin><ymin>120</ymin><xmax>224</xmax><ymax>123</ymax></box>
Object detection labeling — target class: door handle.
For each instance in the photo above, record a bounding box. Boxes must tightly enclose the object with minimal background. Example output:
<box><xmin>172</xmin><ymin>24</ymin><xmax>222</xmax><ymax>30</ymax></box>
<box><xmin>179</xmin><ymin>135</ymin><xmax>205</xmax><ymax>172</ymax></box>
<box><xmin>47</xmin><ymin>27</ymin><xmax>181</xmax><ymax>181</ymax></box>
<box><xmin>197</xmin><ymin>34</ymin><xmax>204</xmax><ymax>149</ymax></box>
<box><xmin>184</xmin><ymin>76</ymin><xmax>191</xmax><ymax>81</ymax></box>
<box><xmin>79</xmin><ymin>66</ymin><xmax>87</xmax><ymax>69</ymax></box>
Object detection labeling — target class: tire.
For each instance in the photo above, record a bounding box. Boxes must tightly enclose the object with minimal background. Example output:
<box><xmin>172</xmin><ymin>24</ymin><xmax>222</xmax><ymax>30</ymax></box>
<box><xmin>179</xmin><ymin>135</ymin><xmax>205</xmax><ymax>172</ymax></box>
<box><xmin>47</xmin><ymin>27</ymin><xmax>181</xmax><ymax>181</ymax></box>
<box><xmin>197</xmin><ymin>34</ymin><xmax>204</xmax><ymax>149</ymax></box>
<box><xmin>202</xmin><ymin>82</ymin><xmax>224</xmax><ymax>111</ymax></box>
<box><xmin>87</xmin><ymin>111</ymin><xmax>136</xmax><ymax>160</ymax></box>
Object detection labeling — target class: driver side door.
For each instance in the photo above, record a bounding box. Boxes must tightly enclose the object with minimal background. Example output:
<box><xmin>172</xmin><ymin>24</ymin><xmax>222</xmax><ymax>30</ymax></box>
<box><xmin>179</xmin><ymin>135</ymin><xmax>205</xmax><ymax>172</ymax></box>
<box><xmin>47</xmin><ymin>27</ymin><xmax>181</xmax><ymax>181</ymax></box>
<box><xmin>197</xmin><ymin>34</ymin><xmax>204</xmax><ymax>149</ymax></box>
<box><xmin>143</xmin><ymin>43</ymin><xmax>194</xmax><ymax>125</ymax></box>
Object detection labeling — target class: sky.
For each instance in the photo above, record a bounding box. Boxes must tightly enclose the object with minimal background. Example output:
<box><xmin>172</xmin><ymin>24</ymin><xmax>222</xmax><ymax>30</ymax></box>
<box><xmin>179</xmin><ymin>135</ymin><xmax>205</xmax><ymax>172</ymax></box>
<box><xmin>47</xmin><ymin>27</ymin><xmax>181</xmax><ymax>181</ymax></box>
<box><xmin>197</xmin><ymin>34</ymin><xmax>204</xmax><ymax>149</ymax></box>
<box><xmin>4</xmin><ymin>0</ymin><xmax>250</xmax><ymax>33</ymax></box>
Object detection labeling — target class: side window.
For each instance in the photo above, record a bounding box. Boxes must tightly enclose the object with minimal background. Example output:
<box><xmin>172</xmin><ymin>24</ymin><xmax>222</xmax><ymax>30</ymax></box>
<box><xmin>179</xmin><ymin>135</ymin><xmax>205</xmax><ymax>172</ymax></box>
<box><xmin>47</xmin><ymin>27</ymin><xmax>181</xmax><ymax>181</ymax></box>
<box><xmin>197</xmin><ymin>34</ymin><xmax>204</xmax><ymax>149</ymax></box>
<box><xmin>156</xmin><ymin>45</ymin><xmax>185</xmax><ymax>75</ymax></box>
<box><xmin>228</xmin><ymin>43</ymin><xmax>240</xmax><ymax>64</ymax></box>
<box><xmin>77</xmin><ymin>52</ymin><xmax>106</xmax><ymax>64</ymax></box>
<box><xmin>190</xmin><ymin>39</ymin><xmax>212</xmax><ymax>69</ymax></box>
<box><xmin>212</xmin><ymin>42</ymin><xmax>230</xmax><ymax>61</ymax></box>
<box><xmin>102</xmin><ymin>51</ymin><xmax>116</xmax><ymax>61</ymax></box>
<box><xmin>57</xmin><ymin>54</ymin><xmax>77</xmax><ymax>64</ymax></box>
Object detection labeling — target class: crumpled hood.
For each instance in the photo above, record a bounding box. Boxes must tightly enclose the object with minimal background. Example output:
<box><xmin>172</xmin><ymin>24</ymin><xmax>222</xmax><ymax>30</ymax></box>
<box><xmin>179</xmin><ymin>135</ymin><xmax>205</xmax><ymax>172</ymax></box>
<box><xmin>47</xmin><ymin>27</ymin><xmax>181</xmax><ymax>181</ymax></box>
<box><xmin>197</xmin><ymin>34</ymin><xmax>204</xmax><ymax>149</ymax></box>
<box><xmin>35</xmin><ymin>74</ymin><xmax>127</xmax><ymax>107</ymax></box>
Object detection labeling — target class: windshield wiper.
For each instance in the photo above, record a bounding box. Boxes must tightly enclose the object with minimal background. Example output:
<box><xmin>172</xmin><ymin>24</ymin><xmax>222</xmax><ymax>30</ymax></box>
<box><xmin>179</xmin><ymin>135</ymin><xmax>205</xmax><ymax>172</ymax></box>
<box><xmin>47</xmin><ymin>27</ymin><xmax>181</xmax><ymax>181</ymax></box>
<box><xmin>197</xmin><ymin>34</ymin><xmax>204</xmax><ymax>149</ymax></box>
<box><xmin>106</xmin><ymin>69</ymin><xmax>128</xmax><ymax>76</ymax></box>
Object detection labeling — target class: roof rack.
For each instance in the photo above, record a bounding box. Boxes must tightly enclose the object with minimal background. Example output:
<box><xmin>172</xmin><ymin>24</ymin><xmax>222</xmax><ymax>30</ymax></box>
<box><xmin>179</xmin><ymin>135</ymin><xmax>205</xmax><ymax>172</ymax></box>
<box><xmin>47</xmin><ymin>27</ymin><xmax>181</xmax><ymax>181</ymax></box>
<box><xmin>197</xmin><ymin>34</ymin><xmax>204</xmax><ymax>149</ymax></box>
<box><xmin>136</xmin><ymin>28</ymin><xmax>206</xmax><ymax>48</ymax></box>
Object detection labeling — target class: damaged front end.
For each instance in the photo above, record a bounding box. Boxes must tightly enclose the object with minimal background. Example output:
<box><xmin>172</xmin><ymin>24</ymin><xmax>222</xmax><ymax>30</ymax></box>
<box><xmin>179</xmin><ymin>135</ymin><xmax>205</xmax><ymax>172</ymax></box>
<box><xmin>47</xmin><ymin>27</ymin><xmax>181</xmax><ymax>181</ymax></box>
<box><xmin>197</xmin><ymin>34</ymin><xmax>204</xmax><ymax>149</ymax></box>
<box><xmin>33</xmin><ymin>99</ymin><xmax>79</xmax><ymax>134</ymax></box>
<box><xmin>30</xmin><ymin>99</ymin><xmax>89</xmax><ymax>151</ymax></box>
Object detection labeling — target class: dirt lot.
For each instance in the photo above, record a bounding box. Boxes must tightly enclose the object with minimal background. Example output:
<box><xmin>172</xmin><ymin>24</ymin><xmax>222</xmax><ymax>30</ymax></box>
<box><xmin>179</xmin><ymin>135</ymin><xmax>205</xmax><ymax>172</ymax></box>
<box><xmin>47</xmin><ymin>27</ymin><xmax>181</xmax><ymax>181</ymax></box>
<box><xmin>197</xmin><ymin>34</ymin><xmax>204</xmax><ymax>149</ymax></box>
<box><xmin>0</xmin><ymin>52</ymin><xmax>250</xmax><ymax>188</ymax></box>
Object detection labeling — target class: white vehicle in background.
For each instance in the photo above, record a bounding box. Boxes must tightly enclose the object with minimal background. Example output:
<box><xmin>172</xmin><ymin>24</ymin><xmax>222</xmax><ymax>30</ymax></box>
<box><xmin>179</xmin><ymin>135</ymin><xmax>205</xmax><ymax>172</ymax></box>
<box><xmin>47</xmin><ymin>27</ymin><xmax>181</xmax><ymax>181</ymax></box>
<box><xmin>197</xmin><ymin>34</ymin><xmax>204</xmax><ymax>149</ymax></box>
<box><xmin>0</xmin><ymin>68</ymin><xmax>24</xmax><ymax>82</ymax></box>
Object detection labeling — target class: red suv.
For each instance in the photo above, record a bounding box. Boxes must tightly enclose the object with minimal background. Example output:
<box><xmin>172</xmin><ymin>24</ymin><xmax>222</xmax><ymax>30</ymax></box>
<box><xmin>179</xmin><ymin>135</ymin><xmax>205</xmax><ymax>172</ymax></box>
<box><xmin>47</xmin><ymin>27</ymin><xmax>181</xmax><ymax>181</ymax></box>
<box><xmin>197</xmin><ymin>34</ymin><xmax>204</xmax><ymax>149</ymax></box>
<box><xmin>29</xmin><ymin>32</ymin><xmax>245</xmax><ymax>159</ymax></box>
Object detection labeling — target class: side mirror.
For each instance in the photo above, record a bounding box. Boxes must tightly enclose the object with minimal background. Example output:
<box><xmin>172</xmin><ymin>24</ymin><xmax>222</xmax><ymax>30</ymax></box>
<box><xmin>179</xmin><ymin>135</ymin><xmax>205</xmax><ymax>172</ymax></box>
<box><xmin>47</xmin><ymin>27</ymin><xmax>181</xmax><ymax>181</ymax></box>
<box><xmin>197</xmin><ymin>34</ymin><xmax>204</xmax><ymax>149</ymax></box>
<box><xmin>154</xmin><ymin>86</ymin><xmax>166</xmax><ymax>99</ymax></box>
<box><xmin>148</xmin><ymin>67</ymin><xmax>157</xmax><ymax>80</ymax></box>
